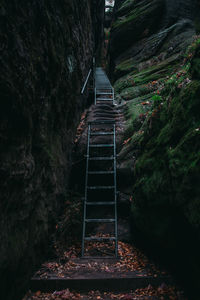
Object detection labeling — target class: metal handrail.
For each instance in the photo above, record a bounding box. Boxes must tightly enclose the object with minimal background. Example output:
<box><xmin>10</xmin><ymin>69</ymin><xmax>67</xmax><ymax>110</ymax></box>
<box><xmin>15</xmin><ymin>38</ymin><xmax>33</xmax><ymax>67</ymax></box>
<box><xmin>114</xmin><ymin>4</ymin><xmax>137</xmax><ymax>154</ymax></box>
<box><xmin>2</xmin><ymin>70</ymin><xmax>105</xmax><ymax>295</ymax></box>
<box><xmin>81</xmin><ymin>69</ymin><xmax>92</xmax><ymax>95</ymax></box>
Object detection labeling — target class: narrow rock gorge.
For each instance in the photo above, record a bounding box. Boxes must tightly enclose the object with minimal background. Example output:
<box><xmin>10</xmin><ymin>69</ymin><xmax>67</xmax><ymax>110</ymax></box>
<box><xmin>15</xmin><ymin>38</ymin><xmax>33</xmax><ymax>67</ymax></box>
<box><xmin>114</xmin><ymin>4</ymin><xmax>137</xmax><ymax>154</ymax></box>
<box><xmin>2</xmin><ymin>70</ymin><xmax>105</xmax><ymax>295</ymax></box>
<box><xmin>1</xmin><ymin>0</ymin><xmax>200</xmax><ymax>299</ymax></box>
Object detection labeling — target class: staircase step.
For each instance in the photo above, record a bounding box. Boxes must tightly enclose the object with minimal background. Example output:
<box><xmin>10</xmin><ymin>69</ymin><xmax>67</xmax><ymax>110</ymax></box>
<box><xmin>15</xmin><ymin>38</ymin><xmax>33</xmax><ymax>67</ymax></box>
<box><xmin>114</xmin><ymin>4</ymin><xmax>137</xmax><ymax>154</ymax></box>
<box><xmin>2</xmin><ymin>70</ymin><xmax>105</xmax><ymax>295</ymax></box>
<box><xmin>96</xmin><ymin>99</ymin><xmax>113</xmax><ymax>101</ymax></box>
<box><xmin>89</xmin><ymin>157</ymin><xmax>114</xmax><ymax>161</ymax></box>
<box><xmin>90</xmin><ymin>144</ymin><xmax>114</xmax><ymax>148</ymax></box>
<box><xmin>86</xmin><ymin>201</ymin><xmax>115</xmax><ymax>205</ymax></box>
<box><xmin>96</xmin><ymin>88</ymin><xmax>112</xmax><ymax>90</ymax></box>
<box><xmin>97</xmin><ymin>92</ymin><xmax>113</xmax><ymax>95</ymax></box>
<box><xmin>90</xmin><ymin>118</ymin><xmax>115</xmax><ymax>122</ymax></box>
<box><xmin>87</xmin><ymin>186</ymin><xmax>115</xmax><ymax>190</ymax></box>
<box><xmin>96</xmin><ymin>104</ymin><xmax>115</xmax><ymax>107</ymax></box>
<box><xmin>96</xmin><ymin>86</ymin><xmax>112</xmax><ymax>88</ymax></box>
<box><xmin>85</xmin><ymin>218</ymin><xmax>115</xmax><ymax>223</ymax></box>
<box><xmin>31</xmin><ymin>274</ymin><xmax>173</xmax><ymax>293</ymax></box>
<box><xmin>88</xmin><ymin>171</ymin><xmax>114</xmax><ymax>174</ymax></box>
<box><xmin>89</xmin><ymin>120</ymin><xmax>115</xmax><ymax>124</ymax></box>
<box><xmin>85</xmin><ymin>237</ymin><xmax>116</xmax><ymax>241</ymax></box>
<box><xmin>90</xmin><ymin>132</ymin><xmax>114</xmax><ymax>136</ymax></box>
<box><xmin>97</xmin><ymin>96</ymin><xmax>113</xmax><ymax>99</ymax></box>
<box><xmin>97</xmin><ymin>88</ymin><xmax>112</xmax><ymax>90</ymax></box>
<box><xmin>96</xmin><ymin>91</ymin><xmax>113</xmax><ymax>94</ymax></box>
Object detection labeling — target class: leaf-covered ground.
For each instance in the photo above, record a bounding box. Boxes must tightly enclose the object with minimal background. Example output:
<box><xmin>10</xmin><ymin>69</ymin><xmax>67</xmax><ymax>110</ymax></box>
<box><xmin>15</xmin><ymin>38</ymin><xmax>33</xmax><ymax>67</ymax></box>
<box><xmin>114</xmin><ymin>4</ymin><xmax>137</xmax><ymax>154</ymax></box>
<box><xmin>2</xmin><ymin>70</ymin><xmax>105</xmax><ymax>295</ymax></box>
<box><xmin>23</xmin><ymin>284</ymin><xmax>187</xmax><ymax>300</ymax></box>
<box><xmin>34</xmin><ymin>240</ymin><xmax>167</xmax><ymax>279</ymax></box>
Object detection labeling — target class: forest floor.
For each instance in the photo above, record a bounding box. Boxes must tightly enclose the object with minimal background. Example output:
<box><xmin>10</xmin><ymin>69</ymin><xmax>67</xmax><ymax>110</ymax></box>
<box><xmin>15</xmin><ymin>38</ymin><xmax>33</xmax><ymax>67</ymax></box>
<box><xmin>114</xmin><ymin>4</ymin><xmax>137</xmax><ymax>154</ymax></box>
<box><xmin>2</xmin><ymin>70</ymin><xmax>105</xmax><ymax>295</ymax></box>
<box><xmin>23</xmin><ymin>285</ymin><xmax>186</xmax><ymax>300</ymax></box>
<box><xmin>23</xmin><ymin>92</ymin><xmax>188</xmax><ymax>300</ymax></box>
<box><xmin>23</xmin><ymin>221</ymin><xmax>188</xmax><ymax>300</ymax></box>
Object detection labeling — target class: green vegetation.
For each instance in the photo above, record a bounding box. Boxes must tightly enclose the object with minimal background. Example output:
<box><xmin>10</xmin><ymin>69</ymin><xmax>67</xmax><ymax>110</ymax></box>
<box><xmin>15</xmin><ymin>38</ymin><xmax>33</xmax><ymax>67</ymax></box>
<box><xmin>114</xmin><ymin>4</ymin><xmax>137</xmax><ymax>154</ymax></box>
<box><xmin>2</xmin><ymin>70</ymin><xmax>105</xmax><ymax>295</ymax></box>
<box><xmin>113</xmin><ymin>0</ymin><xmax>157</xmax><ymax>29</ymax></box>
<box><xmin>111</xmin><ymin>0</ymin><xmax>200</xmax><ymax>292</ymax></box>
<box><xmin>118</xmin><ymin>0</ymin><xmax>136</xmax><ymax>13</ymax></box>
<box><xmin>124</xmin><ymin>39</ymin><xmax>200</xmax><ymax>282</ymax></box>
<box><xmin>114</xmin><ymin>53</ymin><xmax>180</xmax><ymax>93</ymax></box>
<box><xmin>115</xmin><ymin>38</ymin><xmax>200</xmax><ymax>291</ymax></box>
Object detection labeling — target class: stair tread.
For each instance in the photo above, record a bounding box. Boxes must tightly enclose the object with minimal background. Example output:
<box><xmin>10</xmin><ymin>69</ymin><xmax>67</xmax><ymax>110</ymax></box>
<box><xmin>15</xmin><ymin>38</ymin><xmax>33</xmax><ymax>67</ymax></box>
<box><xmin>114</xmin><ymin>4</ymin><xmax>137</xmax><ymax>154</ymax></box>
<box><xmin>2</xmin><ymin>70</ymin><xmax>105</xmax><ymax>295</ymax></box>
<box><xmin>87</xmin><ymin>186</ymin><xmax>115</xmax><ymax>190</ymax></box>
<box><xmin>97</xmin><ymin>97</ymin><xmax>113</xmax><ymax>99</ymax></box>
<box><xmin>96</xmin><ymin>88</ymin><xmax>113</xmax><ymax>90</ymax></box>
<box><xmin>89</xmin><ymin>120</ymin><xmax>115</xmax><ymax>124</ymax></box>
<box><xmin>89</xmin><ymin>144</ymin><xmax>114</xmax><ymax>147</ymax></box>
<box><xmin>97</xmin><ymin>92</ymin><xmax>113</xmax><ymax>95</ymax></box>
<box><xmin>85</xmin><ymin>237</ymin><xmax>116</xmax><ymax>241</ymax></box>
<box><xmin>86</xmin><ymin>201</ymin><xmax>115</xmax><ymax>205</ymax></box>
<box><xmin>96</xmin><ymin>99</ymin><xmax>113</xmax><ymax>101</ymax></box>
<box><xmin>85</xmin><ymin>218</ymin><xmax>116</xmax><ymax>222</ymax></box>
<box><xmin>90</xmin><ymin>132</ymin><xmax>114</xmax><ymax>136</ymax></box>
<box><xmin>88</xmin><ymin>171</ymin><xmax>114</xmax><ymax>174</ymax></box>
<box><xmin>89</xmin><ymin>157</ymin><xmax>114</xmax><ymax>160</ymax></box>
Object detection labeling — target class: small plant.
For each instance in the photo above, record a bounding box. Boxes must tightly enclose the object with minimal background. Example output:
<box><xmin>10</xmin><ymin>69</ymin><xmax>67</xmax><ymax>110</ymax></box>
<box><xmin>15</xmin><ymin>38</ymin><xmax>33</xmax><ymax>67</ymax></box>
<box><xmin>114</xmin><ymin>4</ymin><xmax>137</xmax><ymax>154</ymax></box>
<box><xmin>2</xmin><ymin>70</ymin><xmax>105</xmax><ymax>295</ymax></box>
<box><xmin>152</xmin><ymin>94</ymin><xmax>162</xmax><ymax>104</ymax></box>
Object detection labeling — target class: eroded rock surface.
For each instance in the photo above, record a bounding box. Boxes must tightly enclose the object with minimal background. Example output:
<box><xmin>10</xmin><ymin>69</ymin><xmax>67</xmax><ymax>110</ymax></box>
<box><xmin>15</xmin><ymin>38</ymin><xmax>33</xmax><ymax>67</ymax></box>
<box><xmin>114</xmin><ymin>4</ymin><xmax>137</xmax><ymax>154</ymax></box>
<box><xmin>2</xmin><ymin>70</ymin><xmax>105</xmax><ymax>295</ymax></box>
<box><xmin>0</xmin><ymin>1</ymin><xmax>104</xmax><ymax>299</ymax></box>
<box><xmin>109</xmin><ymin>0</ymin><xmax>200</xmax><ymax>295</ymax></box>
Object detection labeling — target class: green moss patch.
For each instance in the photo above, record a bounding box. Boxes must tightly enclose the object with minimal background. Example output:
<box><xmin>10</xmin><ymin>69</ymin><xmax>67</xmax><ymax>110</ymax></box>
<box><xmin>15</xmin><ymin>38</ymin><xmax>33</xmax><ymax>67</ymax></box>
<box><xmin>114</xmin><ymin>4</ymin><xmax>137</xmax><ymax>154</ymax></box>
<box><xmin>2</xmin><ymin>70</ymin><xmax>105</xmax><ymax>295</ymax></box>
<box><xmin>130</xmin><ymin>40</ymin><xmax>200</xmax><ymax>261</ymax></box>
<box><xmin>113</xmin><ymin>0</ymin><xmax>161</xmax><ymax>29</ymax></box>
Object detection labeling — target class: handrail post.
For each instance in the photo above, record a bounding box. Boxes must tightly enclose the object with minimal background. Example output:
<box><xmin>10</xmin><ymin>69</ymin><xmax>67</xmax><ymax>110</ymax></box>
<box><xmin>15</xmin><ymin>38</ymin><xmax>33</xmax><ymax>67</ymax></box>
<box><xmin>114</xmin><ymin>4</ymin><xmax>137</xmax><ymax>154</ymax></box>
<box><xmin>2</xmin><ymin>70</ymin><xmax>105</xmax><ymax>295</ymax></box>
<box><xmin>81</xmin><ymin>69</ymin><xmax>92</xmax><ymax>95</ymax></box>
<box><xmin>93</xmin><ymin>57</ymin><xmax>95</xmax><ymax>89</ymax></box>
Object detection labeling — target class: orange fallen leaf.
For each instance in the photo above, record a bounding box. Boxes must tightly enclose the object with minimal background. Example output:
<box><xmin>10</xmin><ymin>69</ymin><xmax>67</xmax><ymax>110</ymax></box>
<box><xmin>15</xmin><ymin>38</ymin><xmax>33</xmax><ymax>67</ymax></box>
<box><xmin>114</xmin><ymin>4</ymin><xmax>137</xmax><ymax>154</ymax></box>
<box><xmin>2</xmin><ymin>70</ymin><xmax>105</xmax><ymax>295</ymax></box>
<box><xmin>123</xmin><ymin>137</ymin><xmax>131</xmax><ymax>145</ymax></box>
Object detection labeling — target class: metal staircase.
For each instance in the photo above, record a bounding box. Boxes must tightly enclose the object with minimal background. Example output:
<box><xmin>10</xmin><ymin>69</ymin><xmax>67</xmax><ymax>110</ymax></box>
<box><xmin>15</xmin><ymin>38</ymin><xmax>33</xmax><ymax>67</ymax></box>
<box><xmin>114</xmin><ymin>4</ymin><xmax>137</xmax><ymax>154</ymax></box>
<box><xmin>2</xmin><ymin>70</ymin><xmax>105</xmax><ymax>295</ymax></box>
<box><xmin>82</xmin><ymin>67</ymin><xmax>118</xmax><ymax>257</ymax></box>
<box><xmin>95</xmin><ymin>67</ymin><xmax>114</xmax><ymax>105</ymax></box>
<box><xmin>82</xmin><ymin>119</ymin><xmax>118</xmax><ymax>257</ymax></box>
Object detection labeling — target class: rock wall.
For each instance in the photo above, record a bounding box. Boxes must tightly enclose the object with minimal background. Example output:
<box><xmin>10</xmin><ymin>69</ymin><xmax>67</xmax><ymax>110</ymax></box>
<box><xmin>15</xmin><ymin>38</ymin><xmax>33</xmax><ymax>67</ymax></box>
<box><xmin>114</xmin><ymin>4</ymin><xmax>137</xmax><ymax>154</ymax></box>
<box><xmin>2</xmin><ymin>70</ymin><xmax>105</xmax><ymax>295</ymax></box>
<box><xmin>109</xmin><ymin>0</ymin><xmax>200</xmax><ymax>295</ymax></box>
<box><xmin>109</xmin><ymin>0</ymin><xmax>200</xmax><ymax>77</ymax></box>
<box><xmin>163</xmin><ymin>0</ymin><xmax>197</xmax><ymax>26</ymax></box>
<box><xmin>92</xmin><ymin>0</ymin><xmax>105</xmax><ymax>62</ymax></box>
<box><xmin>0</xmin><ymin>1</ymin><xmax>104</xmax><ymax>299</ymax></box>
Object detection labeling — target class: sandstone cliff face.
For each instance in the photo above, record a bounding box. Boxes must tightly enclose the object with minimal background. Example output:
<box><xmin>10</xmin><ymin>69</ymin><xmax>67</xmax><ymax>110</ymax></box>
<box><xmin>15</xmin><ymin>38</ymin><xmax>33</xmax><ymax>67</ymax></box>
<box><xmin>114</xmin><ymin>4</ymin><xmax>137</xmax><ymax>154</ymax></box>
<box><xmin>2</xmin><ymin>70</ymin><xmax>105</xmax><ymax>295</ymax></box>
<box><xmin>109</xmin><ymin>0</ymin><xmax>200</xmax><ymax>293</ymax></box>
<box><xmin>0</xmin><ymin>1</ymin><xmax>104</xmax><ymax>299</ymax></box>
<box><xmin>92</xmin><ymin>0</ymin><xmax>105</xmax><ymax>61</ymax></box>
<box><xmin>110</xmin><ymin>0</ymin><xmax>199</xmax><ymax>78</ymax></box>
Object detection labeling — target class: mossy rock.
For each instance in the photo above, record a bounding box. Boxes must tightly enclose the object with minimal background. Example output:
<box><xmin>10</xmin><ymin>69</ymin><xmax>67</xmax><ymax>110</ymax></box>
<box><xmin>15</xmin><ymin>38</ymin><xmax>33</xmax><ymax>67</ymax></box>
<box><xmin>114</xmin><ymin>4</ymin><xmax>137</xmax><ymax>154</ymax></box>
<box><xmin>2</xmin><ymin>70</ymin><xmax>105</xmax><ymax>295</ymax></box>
<box><xmin>190</xmin><ymin>42</ymin><xmax>200</xmax><ymax>79</ymax></box>
<box><xmin>111</xmin><ymin>19</ymin><xmax>194</xmax><ymax>83</ymax></box>
<box><xmin>110</xmin><ymin>0</ymin><xmax>165</xmax><ymax>59</ymax></box>
<box><xmin>114</xmin><ymin>53</ymin><xmax>180</xmax><ymax>94</ymax></box>
<box><xmin>131</xmin><ymin>73</ymin><xmax>200</xmax><ymax>260</ymax></box>
<box><xmin>116</xmin><ymin>0</ymin><xmax>137</xmax><ymax>18</ymax></box>
<box><xmin>113</xmin><ymin>0</ymin><xmax>163</xmax><ymax>30</ymax></box>
<box><xmin>129</xmin><ymin>41</ymin><xmax>200</xmax><ymax>283</ymax></box>
<box><xmin>114</xmin><ymin>58</ymin><xmax>138</xmax><ymax>79</ymax></box>
<box><xmin>111</xmin><ymin>0</ymin><xmax>200</xmax><ymax>292</ymax></box>
<box><xmin>120</xmin><ymin>84</ymin><xmax>150</xmax><ymax>100</ymax></box>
